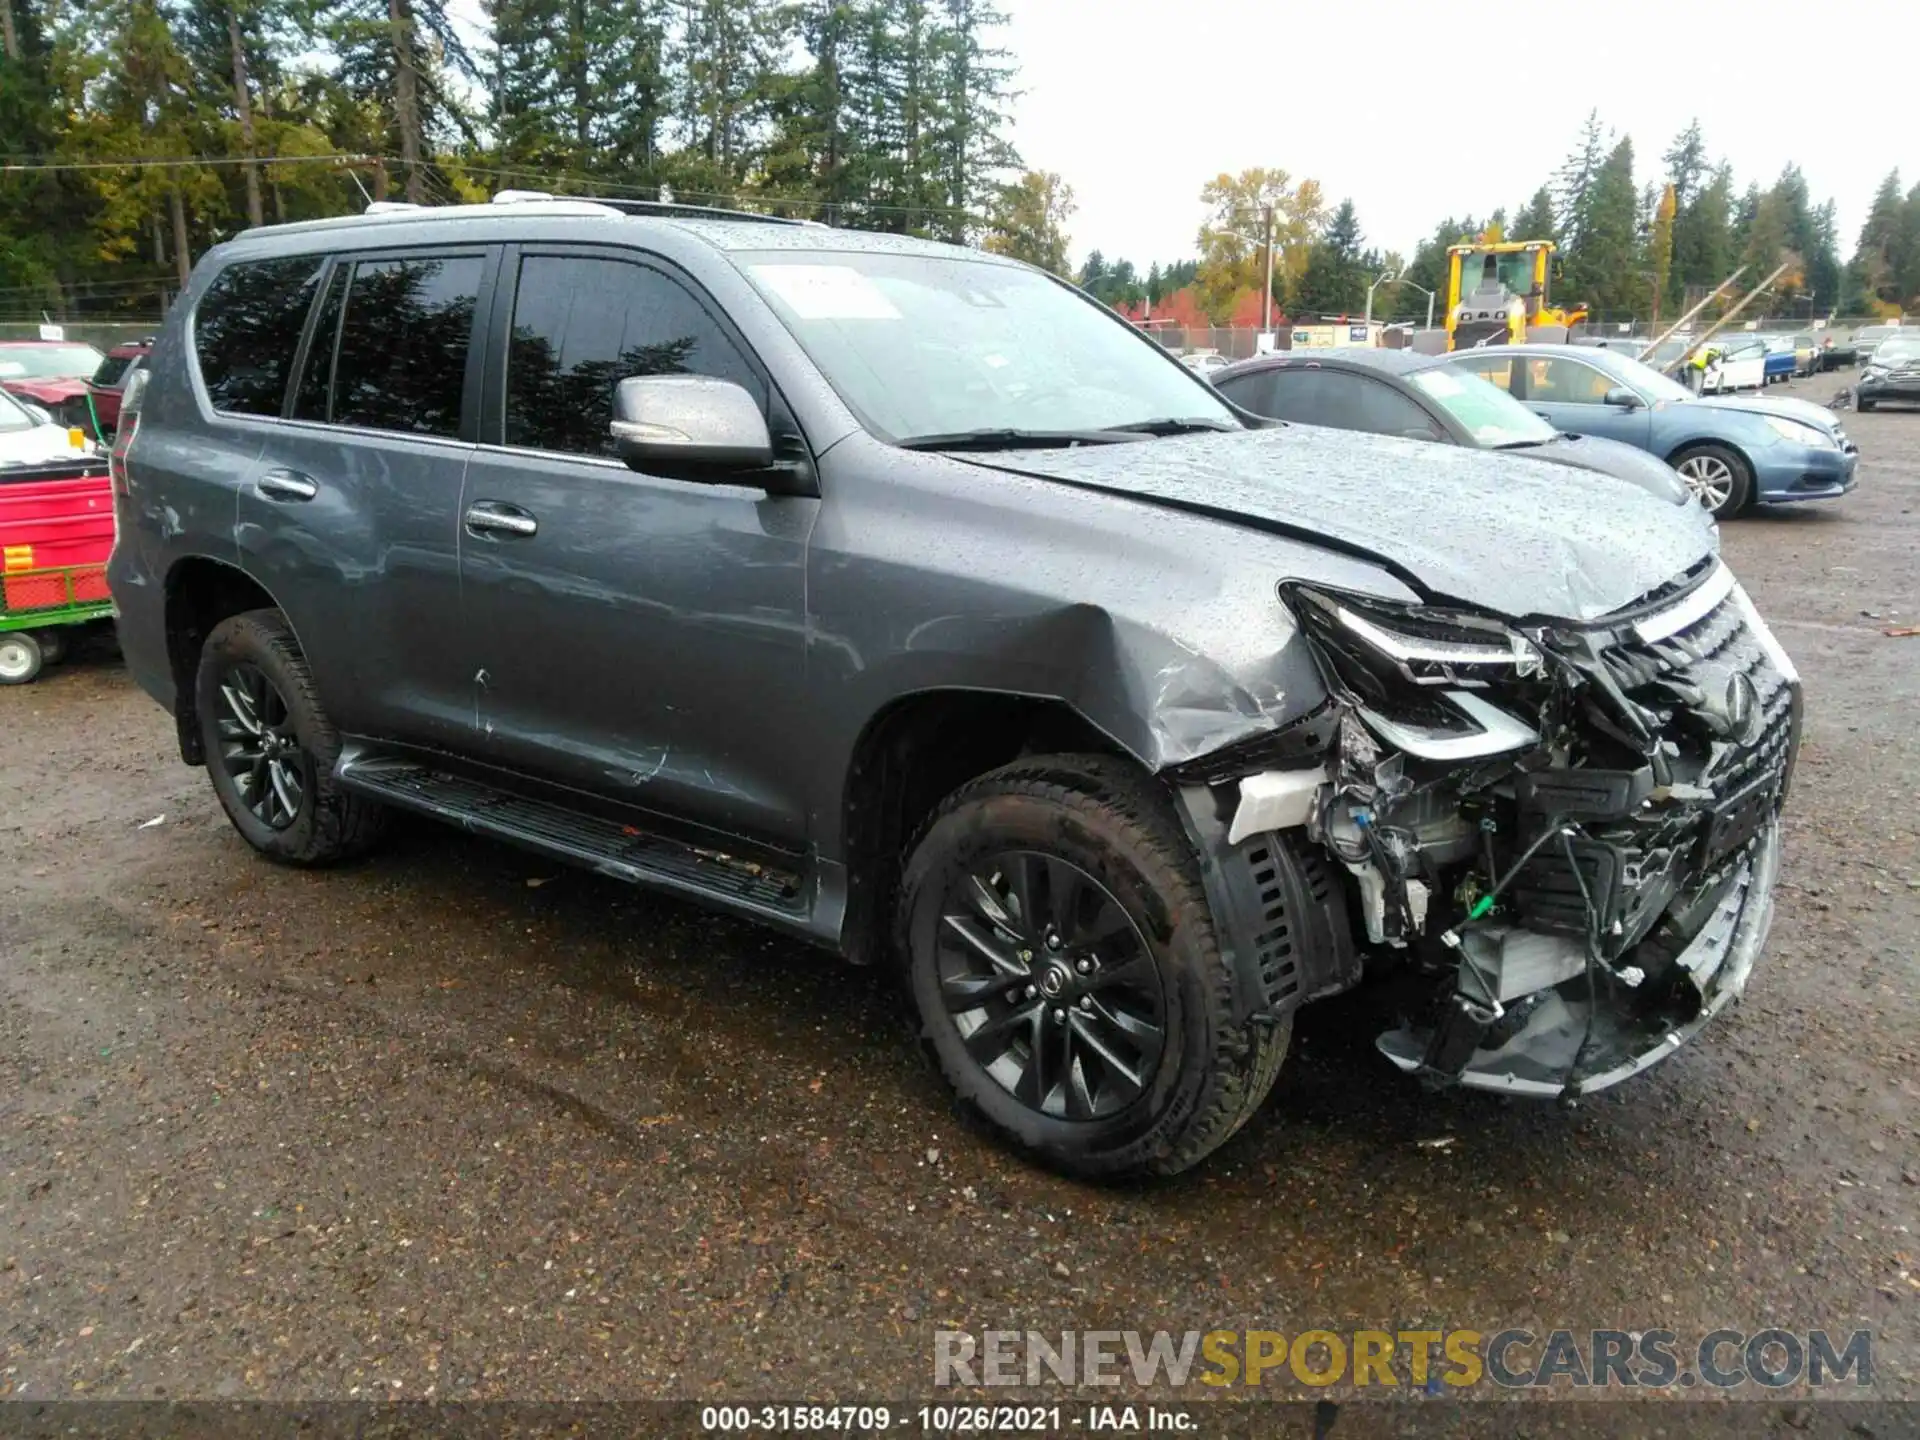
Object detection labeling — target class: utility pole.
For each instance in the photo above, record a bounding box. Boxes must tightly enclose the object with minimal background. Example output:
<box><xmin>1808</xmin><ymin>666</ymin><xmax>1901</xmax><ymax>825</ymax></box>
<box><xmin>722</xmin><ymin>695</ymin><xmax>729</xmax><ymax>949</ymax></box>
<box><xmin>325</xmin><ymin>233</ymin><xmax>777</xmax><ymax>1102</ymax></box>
<box><xmin>1262</xmin><ymin>204</ymin><xmax>1275</xmax><ymax>338</ymax></box>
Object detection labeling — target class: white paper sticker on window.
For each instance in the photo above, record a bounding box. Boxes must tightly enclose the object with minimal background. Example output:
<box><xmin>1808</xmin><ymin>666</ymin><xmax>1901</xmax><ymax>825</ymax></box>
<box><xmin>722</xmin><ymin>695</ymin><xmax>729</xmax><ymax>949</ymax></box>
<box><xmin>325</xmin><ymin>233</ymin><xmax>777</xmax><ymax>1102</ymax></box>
<box><xmin>751</xmin><ymin>264</ymin><xmax>902</xmax><ymax>321</ymax></box>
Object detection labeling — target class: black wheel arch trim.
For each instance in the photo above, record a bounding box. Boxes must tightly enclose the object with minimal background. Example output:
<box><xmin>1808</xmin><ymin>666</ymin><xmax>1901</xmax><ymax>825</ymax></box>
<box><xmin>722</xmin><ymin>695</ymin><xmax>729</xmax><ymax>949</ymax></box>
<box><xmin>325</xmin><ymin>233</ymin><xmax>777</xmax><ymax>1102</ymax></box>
<box><xmin>1167</xmin><ymin>778</ymin><xmax>1362</xmax><ymax>1026</ymax></box>
<box><xmin>162</xmin><ymin>553</ymin><xmax>302</xmax><ymax>766</ymax></box>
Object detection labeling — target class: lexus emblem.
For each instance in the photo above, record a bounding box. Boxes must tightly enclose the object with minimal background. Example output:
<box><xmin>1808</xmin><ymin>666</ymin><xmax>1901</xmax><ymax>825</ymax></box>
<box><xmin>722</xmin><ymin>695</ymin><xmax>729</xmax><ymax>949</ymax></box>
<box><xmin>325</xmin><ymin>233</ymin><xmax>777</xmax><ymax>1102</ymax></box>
<box><xmin>1723</xmin><ymin>673</ymin><xmax>1761</xmax><ymax>744</ymax></box>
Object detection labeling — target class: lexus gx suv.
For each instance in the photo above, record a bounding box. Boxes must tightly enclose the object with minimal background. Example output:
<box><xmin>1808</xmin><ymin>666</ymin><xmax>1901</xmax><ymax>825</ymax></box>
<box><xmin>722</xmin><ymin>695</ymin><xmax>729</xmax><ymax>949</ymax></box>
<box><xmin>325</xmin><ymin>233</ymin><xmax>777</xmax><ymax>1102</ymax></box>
<box><xmin>107</xmin><ymin>196</ymin><xmax>1801</xmax><ymax>1178</ymax></box>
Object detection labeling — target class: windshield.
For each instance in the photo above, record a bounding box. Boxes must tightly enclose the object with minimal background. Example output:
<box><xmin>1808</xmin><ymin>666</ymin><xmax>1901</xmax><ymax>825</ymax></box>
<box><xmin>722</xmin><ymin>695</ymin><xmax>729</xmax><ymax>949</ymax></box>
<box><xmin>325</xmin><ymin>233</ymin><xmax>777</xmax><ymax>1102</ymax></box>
<box><xmin>1584</xmin><ymin>348</ymin><xmax>1694</xmax><ymax>404</ymax></box>
<box><xmin>1875</xmin><ymin>336</ymin><xmax>1920</xmax><ymax>362</ymax></box>
<box><xmin>1410</xmin><ymin>366</ymin><xmax>1556</xmax><ymax>447</ymax></box>
<box><xmin>1460</xmin><ymin>250</ymin><xmax>1537</xmax><ymax>298</ymax></box>
<box><xmin>737</xmin><ymin>250</ymin><xmax>1238</xmax><ymax>443</ymax></box>
<box><xmin>0</xmin><ymin>343</ymin><xmax>103</xmax><ymax>381</ymax></box>
<box><xmin>0</xmin><ymin>386</ymin><xmax>35</xmax><ymax>433</ymax></box>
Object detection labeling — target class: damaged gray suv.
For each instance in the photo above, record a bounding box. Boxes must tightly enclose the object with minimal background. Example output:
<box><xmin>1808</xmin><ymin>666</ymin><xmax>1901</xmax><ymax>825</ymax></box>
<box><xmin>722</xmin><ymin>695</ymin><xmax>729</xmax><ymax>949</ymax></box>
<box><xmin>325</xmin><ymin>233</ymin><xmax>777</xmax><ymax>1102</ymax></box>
<box><xmin>108</xmin><ymin>197</ymin><xmax>1799</xmax><ymax>1177</ymax></box>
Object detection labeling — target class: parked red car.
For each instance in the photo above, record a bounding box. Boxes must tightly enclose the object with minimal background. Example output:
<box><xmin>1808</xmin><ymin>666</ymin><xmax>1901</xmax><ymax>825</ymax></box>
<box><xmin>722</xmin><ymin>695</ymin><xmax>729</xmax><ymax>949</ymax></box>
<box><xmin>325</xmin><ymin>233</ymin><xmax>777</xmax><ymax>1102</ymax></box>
<box><xmin>85</xmin><ymin>339</ymin><xmax>153</xmax><ymax>437</ymax></box>
<box><xmin>0</xmin><ymin>339</ymin><xmax>106</xmax><ymax>433</ymax></box>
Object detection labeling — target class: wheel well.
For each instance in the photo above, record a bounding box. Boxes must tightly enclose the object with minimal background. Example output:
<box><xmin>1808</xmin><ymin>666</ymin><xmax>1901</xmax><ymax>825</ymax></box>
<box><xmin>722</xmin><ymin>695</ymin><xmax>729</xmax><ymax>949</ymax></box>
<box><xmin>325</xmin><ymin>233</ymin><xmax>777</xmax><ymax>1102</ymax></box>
<box><xmin>164</xmin><ymin>558</ymin><xmax>276</xmax><ymax>765</ymax></box>
<box><xmin>838</xmin><ymin>691</ymin><xmax>1133</xmax><ymax>966</ymax></box>
<box><xmin>1667</xmin><ymin>437</ymin><xmax>1751</xmax><ymax>473</ymax></box>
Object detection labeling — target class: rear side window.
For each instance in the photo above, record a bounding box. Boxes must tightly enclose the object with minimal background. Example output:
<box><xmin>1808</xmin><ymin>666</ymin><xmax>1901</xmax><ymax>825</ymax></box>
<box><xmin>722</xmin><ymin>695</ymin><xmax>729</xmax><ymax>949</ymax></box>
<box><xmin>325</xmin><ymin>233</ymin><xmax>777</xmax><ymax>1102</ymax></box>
<box><xmin>1345</xmin><ymin>377</ymin><xmax>1441</xmax><ymax>438</ymax></box>
<box><xmin>194</xmin><ymin>258</ymin><xmax>324</xmax><ymax>414</ymax></box>
<box><xmin>504</xmin><ymin>254</ymin><xmax>762</xmax><ymax>457</ymax></box>
<box><xmin>91</xmin><ymin>352</ymin><xmax>135</xmax><ymax>388</ymax></box>
<box><xmin>328</xmin><ymin>255</ymin><xmax>483</xmax><ymax>438</ymax></box>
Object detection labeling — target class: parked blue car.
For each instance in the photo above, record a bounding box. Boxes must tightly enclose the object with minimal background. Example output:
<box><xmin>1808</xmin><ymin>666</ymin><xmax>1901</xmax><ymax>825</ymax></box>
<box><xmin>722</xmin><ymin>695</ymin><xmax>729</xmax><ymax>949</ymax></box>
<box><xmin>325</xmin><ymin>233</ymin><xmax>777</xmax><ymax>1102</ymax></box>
<box><xmin>1761</xmin><ymin>336</ymin><xmax>1798</xmax><ymax>385</ymax></box>
<box><xmin>1446</xmin><ymin>344</ymin><xmax>1858</xmax><ymax>518</ymax></box>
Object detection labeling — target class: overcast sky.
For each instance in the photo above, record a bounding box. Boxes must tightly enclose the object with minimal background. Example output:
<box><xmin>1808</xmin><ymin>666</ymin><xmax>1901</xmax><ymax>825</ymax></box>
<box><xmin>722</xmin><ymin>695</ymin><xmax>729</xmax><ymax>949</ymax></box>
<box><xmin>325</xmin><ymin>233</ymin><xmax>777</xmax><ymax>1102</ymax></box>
<box><xmin>999</xmin><ymin>0</ymin><xmax>1899</xmax><ymax>269</ymax></box>
<box><xmin>443</xmin><ymin>0</ymin><xmax>1900</xmax><ymax>268</ymax></box>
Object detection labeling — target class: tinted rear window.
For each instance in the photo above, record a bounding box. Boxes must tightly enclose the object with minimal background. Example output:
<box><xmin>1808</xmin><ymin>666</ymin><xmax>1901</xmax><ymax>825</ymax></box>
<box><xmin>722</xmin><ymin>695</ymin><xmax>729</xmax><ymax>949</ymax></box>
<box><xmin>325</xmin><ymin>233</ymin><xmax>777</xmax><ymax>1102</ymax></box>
<box><xmin>328</xmin><ymin>255</ymin><xmax>483</xmax><ymax>438</ymax></box>
<box><xmin>91</xmin><ymin>353</ymin><xmax>136</xmax><ymax>388</ymax></box>
<box><xmin>194</xmin><ymin>257</ymin><xmax>325</xmax><ymax>415</ymax></box>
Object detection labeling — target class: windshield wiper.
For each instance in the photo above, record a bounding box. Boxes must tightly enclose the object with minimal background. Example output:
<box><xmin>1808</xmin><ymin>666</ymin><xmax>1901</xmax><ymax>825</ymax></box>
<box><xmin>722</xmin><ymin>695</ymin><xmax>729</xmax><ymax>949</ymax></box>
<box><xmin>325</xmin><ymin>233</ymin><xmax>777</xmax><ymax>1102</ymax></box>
<box><xmin>895</xmin><ymin>428</ymin><xmax>1138</xmax><ymax>452</ymax></box>
<box><xmin>1100</xmin><ymin>417</ymin><xmax>1241</xmax><ymax>437</ymax></box>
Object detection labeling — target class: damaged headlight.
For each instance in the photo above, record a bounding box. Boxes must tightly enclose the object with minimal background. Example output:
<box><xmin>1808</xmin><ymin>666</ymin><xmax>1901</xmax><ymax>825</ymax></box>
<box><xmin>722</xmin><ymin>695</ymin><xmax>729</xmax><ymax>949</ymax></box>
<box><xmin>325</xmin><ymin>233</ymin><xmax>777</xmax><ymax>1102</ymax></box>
<box><xmin>1283</xmin><ymin>586</ymin><xmax>1547</xmax><ymax>760</ymax></box>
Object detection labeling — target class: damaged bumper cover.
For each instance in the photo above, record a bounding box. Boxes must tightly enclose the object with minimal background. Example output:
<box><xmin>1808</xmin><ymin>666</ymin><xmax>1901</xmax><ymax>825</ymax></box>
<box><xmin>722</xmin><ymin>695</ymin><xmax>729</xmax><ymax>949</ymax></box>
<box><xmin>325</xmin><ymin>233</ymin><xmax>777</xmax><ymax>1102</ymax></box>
<box><xmin>1376</xmin><ymin>822</ymin><xmax>1779</xmax><ymax>1095</ymax></box>
<box><xmin>1171</xmin><ymin>557</ymin><xmax>1800</xmax><ymax>1099</ymax></box>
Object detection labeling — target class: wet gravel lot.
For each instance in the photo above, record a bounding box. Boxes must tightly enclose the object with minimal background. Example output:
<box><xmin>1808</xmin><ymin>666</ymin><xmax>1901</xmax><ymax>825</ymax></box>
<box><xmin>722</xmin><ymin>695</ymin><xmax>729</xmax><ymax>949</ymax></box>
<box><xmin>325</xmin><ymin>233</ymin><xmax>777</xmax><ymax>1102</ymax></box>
<box><xmin>1</xmin><ymin>372</ymin><xmax>1915</xmax><ymax>1428</ymax></box>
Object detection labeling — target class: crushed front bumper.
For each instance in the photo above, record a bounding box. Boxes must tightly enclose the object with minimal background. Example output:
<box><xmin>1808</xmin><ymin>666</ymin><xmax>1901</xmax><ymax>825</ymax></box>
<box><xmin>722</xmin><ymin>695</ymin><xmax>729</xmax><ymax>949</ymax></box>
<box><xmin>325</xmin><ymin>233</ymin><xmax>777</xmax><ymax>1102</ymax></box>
<box><xmin>1375</xmin><ymin>823</ymin><xmax>1778</xmax><ymax>1095</ymax></box>
<box><xmin>1179</xmin><ymin>560</ymin><xmax>1800</xmax><ymax>1101</ymax></box>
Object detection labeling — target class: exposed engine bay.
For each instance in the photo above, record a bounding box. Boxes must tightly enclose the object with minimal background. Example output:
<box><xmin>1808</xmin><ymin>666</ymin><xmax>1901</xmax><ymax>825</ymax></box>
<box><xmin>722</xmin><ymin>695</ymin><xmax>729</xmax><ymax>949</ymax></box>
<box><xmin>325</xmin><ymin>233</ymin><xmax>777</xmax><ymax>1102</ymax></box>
<box><xmin>1258</xmin><ymin>558</ymin><xmax>1801</xmax><ymax>1098</ymax></box>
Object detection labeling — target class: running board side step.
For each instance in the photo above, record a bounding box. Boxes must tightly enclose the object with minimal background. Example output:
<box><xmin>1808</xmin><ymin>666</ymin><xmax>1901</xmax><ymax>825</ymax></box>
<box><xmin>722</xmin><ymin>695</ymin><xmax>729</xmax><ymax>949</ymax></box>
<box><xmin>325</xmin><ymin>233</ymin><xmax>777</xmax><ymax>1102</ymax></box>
<box><xmin>335</xmin><ymin>750</ymin><xmax>809</xmax><ymax>922</ymax></box>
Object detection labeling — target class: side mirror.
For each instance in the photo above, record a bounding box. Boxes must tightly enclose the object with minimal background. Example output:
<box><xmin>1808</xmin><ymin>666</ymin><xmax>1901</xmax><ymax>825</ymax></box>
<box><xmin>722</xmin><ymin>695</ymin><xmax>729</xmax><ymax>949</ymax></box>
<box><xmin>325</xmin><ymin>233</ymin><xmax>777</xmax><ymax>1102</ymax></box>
<box><xmin>610</xmin><ymin>375</ymin><xmax>773</xmax><ymax>474</ymax></box>
<box><xmin>1602</xmin><ymin>386</ymin><xmax>1642</xmax><ymax>409</ymax></box>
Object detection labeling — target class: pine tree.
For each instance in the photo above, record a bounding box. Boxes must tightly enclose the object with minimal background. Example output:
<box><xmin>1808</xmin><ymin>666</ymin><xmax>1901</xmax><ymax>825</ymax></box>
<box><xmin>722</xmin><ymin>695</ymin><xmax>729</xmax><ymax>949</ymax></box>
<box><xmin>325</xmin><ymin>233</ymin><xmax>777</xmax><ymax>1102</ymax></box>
<box><xmin>1662</xmin><ymin>119</ymin><xmax>1708</xmax><ymax>207</ymax></box>
<box><xmin>176</xmin><ymin>0</ymin><xmax>296</xmax><ymax>228</ymax></box>
<box><xmin>931</xmin><ymin>0</ymin><xmax>1017</xmax><ymax>242</ymax></box>
<box><xmin>1672</xmin><ymin>162</ymin><xmax>1734</xmax><ymax>303</ymax></box>
<box><xmin>1898</xmin><ymin>182</ymin><xmax>1920</xmax><ymax>309</ymax></box>
<box><xmin>1511</xmin><ymin>186</ymin><xmax>1555</xmax><ymax>243</ymax></box>
<box><xmin>1554</xmin><ymin>110</ymin><xmax>1605</xmax><ymax>253</ymax></box>
<box><xmin>324</xmin><ymin>0</ymin><xmax>479</xmax><ymax>203</ymax></box>
<box><xmin>1563</xmin><ymin>137</ymin><xmax>1640</xmax><ymax>319</ymax></box>
<box><xmin>1293</xmin><ymin>199</ymin><xmax>1366</xmax><ymax>316</ymax></box>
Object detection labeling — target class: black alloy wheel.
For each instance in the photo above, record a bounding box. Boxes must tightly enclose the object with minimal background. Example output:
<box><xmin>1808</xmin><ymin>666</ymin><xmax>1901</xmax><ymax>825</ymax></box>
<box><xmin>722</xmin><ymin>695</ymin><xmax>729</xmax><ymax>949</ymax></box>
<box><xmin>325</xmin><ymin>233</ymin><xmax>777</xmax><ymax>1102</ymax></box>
<box><xmin>899</xmin><ymin>754</ymin><xmax>1295</xmax><ymax>1178</ymax></box>
<box><xmin>213</xmin><ymin>660</ymin><xmax>310</xmax><ymax>831</ymax></box>
<box><xmin>195</xmin><ymin>607</ymin><xmax>387</xmax><ymax>866</ymax></box>
<box><xmin>934</xmin><ymin>850</ymin><xmax>1166</xmax><ymax>1120</ymax></box>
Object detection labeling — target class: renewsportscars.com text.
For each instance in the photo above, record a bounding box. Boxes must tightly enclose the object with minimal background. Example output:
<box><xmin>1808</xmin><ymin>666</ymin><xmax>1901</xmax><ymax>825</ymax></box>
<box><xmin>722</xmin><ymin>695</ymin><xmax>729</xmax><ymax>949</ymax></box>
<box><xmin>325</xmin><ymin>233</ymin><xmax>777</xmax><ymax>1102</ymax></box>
<box><xmin>934</xmin><ymin>1328</ymin><xmax>1874</xmax><ymax>1390</ymax></box>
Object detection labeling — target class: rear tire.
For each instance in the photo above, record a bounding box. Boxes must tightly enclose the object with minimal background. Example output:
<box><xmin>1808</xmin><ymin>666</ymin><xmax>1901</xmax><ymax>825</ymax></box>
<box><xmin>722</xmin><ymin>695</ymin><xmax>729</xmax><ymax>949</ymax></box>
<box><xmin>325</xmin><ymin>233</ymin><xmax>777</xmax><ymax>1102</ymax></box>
<box><xmin>0</xmin><ymin>631</ymin><xmax>44</xmax><ymax>685</ymax></box>
<box><xmin>1672</xmin><ymin>442</ymin><xmax>1753</xmax><ymax>518</ymax></box>
<box><xmin>897</xmin><ymin>754</ymin><xmax>1288</xmax><ymax>1178</ymax></box>
<box><xmin>33</xmin><ymin>628</ymin><xmax>69</xmax><ymax>665</ymax></box>
<box><xmin>195</xmin><ymin>608</ymin><xmax>388</xmax><ymax>866</ymax></box>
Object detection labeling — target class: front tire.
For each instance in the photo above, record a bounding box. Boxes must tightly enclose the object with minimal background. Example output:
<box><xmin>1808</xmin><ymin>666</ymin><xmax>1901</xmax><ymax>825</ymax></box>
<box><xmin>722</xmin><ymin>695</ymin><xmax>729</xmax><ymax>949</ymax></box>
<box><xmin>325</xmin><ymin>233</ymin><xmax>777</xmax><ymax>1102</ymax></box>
<box><xmin>195</xmin><ymin>608</ymin><xmax>387</xmax><ymax>866</ymax></box>
<box><xmin>1672</xmin><ymin>443</ymin><xmax>1753</xmax><ymax>518</ymax></box>
<box><xmin>898</xmin><ymin>755</ymin><xmax>1288</xmax><ymax>1178</ymax></box>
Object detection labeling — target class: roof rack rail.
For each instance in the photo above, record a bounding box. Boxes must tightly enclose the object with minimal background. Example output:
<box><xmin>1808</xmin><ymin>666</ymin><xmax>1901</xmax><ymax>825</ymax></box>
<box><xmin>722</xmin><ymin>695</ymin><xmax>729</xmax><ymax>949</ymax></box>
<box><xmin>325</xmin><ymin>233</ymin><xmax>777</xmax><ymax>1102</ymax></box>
<box><xmin>543</xmin><ymin>195</ymin><xmax>813</xmax><ymax>227</ymax></box>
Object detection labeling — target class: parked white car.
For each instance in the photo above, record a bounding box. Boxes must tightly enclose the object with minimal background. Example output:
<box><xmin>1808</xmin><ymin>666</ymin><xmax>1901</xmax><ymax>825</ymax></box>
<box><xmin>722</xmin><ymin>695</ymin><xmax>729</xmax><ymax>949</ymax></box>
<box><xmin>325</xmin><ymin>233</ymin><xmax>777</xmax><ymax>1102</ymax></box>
<box><xmin>0</xmin><ymin>386</ymin><xmax>95</xmax><ymax>467</ymax></box>
<box><xmin>1180</xmin><ymin>349</ymin><xmax>1231</xmax><ymax>377</ymax></box>
<box><xmin>1697</xmin><ymin>337</ymin><xmax>1767</xmax><ymax>393</ymax></box>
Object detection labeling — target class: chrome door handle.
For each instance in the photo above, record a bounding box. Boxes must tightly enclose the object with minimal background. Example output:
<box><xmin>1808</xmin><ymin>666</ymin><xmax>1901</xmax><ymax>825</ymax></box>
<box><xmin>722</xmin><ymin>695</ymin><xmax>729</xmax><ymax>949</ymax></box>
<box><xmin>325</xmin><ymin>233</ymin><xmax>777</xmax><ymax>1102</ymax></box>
<box><xmin>257</xmin><ymin>468</ymin><xmax>318</xmax><ymax>501</ymax></box>
<box><xmin>464</xmin><ymin>503</ymin><xmax>538</xmax><ymax>537</ymax></box>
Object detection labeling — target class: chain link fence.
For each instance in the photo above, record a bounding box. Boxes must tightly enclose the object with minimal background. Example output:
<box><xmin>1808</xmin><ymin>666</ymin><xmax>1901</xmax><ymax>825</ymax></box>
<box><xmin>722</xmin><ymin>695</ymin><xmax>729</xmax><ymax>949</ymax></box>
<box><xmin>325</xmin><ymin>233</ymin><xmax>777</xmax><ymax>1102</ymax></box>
<box><xmin>0</xmin><ymin>321</ymin><xmax>161</xmax><ymax>348</ymax></box>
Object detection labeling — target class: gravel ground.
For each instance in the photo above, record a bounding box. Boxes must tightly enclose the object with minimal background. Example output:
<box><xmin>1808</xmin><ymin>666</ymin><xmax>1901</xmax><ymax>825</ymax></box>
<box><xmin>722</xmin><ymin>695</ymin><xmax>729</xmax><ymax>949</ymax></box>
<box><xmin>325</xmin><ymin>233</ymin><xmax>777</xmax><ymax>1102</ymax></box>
<box><xmin>1</xmin><ymin>372</ymin><xmax>1915</xmax><ymax>1432</ymax></box>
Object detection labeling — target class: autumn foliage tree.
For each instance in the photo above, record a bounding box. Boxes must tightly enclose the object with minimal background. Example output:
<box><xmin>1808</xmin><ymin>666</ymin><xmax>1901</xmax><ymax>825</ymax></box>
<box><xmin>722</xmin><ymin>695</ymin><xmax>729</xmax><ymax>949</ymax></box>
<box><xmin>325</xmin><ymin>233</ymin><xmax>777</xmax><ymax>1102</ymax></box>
<box><xmin>1193</xmin><ymin>167</ymin><xmax>1324</xmax><ymax>323</ymax></box>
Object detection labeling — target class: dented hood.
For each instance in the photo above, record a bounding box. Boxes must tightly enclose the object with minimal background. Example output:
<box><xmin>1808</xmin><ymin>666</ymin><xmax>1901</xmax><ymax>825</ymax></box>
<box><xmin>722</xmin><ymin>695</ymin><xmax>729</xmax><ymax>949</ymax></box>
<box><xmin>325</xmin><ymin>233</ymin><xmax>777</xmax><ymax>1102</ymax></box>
<box><xmin>975</xmin><ymin>426</ymin><xmax>1718</xmax><ymax>623</ymax></box>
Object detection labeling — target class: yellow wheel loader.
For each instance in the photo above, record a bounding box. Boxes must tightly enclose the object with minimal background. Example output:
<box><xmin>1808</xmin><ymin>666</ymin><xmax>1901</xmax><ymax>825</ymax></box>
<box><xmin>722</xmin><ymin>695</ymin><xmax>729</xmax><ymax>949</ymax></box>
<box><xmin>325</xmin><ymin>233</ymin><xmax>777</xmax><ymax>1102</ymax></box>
<box><xmin>1445</xmin><ymin>241</ymin><xmax>1588</xmax><ymax>350</ymax></box>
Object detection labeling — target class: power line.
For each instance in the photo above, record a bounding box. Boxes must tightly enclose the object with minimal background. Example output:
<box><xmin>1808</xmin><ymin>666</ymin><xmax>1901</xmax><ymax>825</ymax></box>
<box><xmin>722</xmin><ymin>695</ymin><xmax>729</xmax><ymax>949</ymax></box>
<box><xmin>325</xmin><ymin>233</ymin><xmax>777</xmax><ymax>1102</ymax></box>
<box><xmin>0</xmin><ymin>153</ymin><xmax>374</xmax><ymax>175</ymax></box>
<box><xmin>450</xmin><ymin>160</ymin><xmax>985</xmax><ymax>222</ymax></box>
